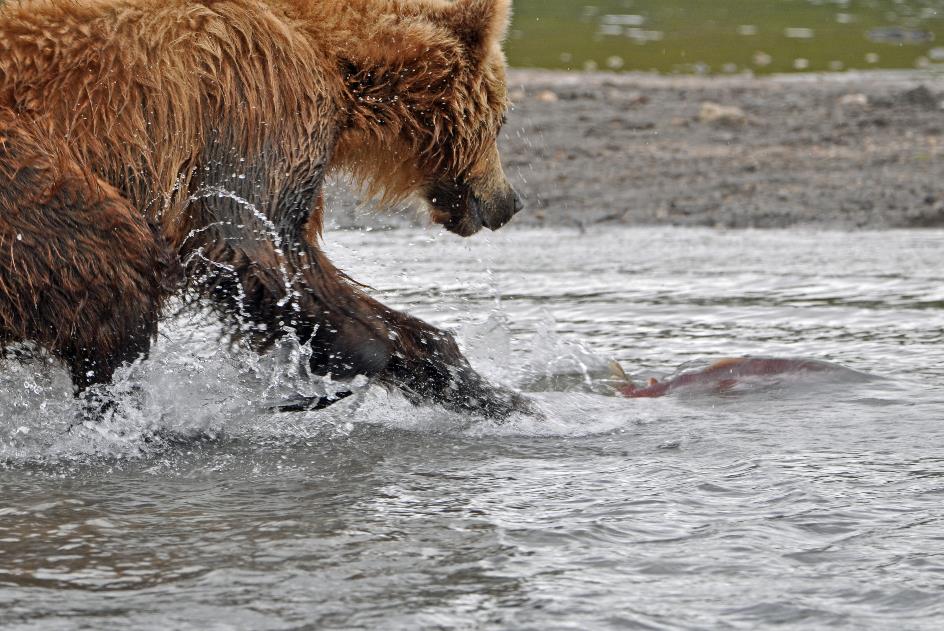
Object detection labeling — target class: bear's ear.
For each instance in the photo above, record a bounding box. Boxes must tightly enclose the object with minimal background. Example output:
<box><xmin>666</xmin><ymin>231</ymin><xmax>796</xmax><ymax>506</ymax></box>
<box><xmin>437</xmin><ymin>0</ymin><xmax>512</xmax><ymax>61</ymax></box>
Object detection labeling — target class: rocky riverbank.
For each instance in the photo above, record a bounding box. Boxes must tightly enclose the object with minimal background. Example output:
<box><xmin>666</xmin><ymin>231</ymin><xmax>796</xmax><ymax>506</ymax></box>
<box><xmin>325</xmin><ymin>69</ymin><xmax>944</xmax><ymax>231</ymax></box>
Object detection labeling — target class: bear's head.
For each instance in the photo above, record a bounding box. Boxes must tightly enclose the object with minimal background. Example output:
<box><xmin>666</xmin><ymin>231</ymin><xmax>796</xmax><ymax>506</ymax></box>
<box><xmin>334</xmin><ymin>0</ymin><xmax>522</xmax><ymax>236</ymax></box>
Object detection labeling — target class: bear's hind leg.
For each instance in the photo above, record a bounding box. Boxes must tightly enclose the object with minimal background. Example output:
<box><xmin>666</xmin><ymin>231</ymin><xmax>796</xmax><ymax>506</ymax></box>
<box><xmin>0</xmin><ymin>114</ymin><xmax>179</xmax><ymax>416</ymax></box>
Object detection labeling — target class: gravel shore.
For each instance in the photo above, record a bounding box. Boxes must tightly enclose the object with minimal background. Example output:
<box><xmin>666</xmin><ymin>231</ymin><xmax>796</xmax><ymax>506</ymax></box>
<box><xmin>326</xmin><ymin>69</ymin><xmax>944</xmax><ymax>231</ymax></box>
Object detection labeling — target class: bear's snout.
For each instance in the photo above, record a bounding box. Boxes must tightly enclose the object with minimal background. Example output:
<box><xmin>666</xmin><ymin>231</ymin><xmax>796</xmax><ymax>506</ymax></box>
<box><xmin>426</xmin><ymin>178</ymin><xmax>523</xmax><ymax>237</ymax></box>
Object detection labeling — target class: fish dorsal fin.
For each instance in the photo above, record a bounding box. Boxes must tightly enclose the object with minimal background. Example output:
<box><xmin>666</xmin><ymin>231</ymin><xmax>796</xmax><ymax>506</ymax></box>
<box><xmin>609</xmin><ymin>360</ymin><xmax>630</xmax><ymax>383</ymax></box>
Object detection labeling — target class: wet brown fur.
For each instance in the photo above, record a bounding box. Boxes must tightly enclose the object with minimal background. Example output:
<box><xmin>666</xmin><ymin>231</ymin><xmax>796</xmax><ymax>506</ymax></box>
<box><xmin>0</xmin><ymin>0</ymin><xmax>525</xmax><ymax>416</ymax></box>
<box><xmin>0</xmin><ymin>110</ymin><xmax>179</xmax><ymax>389</ymax></box>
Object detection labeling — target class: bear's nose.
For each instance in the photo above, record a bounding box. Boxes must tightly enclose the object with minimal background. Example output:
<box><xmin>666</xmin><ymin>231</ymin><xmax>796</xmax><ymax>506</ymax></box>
<box><xmin>480</xmin><ymin>187</ymin><xmax>523</xmax><ymax>231</ymax></box>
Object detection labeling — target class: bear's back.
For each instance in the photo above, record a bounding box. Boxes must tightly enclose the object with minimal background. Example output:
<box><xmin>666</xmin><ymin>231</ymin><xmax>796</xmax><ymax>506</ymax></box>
<box><xmin>0</xmin><ymin>0</ymin><xmax>343</xmax><ymax>222</ymax></box>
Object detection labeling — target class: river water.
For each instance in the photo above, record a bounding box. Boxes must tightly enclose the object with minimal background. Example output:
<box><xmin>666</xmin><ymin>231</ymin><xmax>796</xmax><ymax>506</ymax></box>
<box><xmin>1</xmin><ymin>227</ymin><xmax>943</xmax><ymax>629</ymax></box>
<box><xmin>508</xmin><ymin>0</ymin><xmax>944</xmax><ymax>75</ymax></box>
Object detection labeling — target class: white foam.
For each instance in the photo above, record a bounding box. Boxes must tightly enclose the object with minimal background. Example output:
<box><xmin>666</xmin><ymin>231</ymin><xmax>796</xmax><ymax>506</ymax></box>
<box><xmin>0</xmin><ymin>310</ymin><xmax>639</xmax><ymax>464</ymax></box>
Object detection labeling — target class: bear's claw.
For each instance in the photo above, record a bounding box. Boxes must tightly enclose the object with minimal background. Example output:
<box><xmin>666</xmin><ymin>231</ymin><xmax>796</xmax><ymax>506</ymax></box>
<box><xmin>271</xmin><ymin>390</ymin><xmax>355</xmax><ymax>413</ymax></box>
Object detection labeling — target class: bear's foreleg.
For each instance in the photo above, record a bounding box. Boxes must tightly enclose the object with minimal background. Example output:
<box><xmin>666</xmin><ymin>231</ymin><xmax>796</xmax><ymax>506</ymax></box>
<box><xmin>187</xmin><ymin>233</ymin><xmax>531</xmax><ymax>418</ymax></box>
<box><xmin>295</xmin><ymin>270</ymin><xmax>533</xmax><ymax>418</ymax></box>
<box><xmin>371</xmin><ymin>303</ymin><xmax>535</xmax><ymax>419</ymax></box>
<box><xmin>293</xmin><ymin>274</ymin><xmax>534</xmax><ymax>419</ymax></box>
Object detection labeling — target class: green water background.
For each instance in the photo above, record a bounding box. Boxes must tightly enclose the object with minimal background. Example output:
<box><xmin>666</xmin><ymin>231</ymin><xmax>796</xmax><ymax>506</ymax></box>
<box><xmin>506</xmin><ymin>0</ymin><xmax>944</xmax><ymax>74</ymax></box>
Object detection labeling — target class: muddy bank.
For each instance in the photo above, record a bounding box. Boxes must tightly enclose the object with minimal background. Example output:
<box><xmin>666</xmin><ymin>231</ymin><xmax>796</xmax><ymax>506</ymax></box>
<box><xmin>325</xmin><ymin>69</ymin><xmax>944</xmax><ymax>231</ymax></box>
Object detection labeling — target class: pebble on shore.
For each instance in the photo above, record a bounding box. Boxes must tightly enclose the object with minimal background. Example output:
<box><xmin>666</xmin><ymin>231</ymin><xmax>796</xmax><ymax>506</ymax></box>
<box><xmin>698</xmin><ymin>102</ymin><xmax>748</xmax><ymax>125</ymax></box>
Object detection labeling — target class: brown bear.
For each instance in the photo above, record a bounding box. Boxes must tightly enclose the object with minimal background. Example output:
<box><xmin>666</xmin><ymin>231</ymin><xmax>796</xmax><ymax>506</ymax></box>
<box><xmin>0</xmin><ymin>0</ymin><xmax>529</xmax><ymax>418</ymax></box>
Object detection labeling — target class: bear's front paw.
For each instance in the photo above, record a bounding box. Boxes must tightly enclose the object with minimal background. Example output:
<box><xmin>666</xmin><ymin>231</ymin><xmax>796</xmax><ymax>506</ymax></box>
<box><xmin>439</xmin><ymin>371</ymin><xmax>540</xmax><ymax>421</ymax></box>
<box><xmin>482</xmin><ymin>387</ymin><xmax>541</xmax><ymax>421</ymax></box>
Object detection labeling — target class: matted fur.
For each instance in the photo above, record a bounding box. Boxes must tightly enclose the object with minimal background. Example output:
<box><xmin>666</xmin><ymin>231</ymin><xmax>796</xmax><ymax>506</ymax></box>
<box><xmin>0</xmin><ymin>0</ymin><xmax>526</xmax><ymax>416</ymax></box>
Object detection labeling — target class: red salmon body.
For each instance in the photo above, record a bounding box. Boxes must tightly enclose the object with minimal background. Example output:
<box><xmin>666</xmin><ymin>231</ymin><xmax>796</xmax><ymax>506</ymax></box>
<box><xmin>618</xmin><ymin>357</ymin><xmax>837</xmax><ymax>398</ymax></box>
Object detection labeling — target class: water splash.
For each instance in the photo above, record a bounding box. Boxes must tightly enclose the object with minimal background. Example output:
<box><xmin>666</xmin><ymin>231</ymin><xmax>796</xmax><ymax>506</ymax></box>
<box><xmin>0</xmin><ymin>307</ymin><xmax>644</xmax><ymax>466</ymax></box>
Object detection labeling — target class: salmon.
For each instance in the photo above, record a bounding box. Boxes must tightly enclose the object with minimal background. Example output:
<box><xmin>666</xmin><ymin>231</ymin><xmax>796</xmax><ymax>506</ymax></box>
<box><xmin>613</xmin><ymin>357</ymin><xmax>841</xmax><ymax>398</ymax></box>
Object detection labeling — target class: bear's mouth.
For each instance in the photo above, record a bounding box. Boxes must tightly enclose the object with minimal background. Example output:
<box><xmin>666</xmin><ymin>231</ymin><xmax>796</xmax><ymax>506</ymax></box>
<box><xmin>425</xmin><ymin>180</ymin><xmax>523</xmax><ymax>237</ymax></box>
<box><xmin>425</xmin><ymin>181</ymin><xmax>485</xmax><ymax>237</ymax></box>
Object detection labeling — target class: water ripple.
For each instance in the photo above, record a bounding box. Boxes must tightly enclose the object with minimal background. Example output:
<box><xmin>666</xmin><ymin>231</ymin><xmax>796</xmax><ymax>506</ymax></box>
<box><xmin>2</xmin><ymin>227</ymin><xmax>944</xmax><ymax>628</ymax></box>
